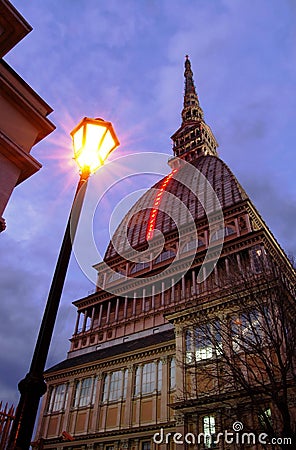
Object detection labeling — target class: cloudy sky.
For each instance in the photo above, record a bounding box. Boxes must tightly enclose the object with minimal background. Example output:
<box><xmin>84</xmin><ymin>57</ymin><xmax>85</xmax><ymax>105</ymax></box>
<box><xmin>1</xmin><ymin>0</ymin><xmax>295</xmax><ymax>408</ymax></box>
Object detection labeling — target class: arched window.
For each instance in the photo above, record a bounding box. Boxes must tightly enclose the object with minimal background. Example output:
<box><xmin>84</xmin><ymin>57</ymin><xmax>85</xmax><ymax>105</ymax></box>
<box><xmin>154</xmin><ymin>249</ymin><xmax>175</xmax><ymax>264</ymax></box>
<box><xmin>130</xmin><ymin>261</ymin><xmax>150</xmax><ymax>274</ymax></box>
<box><xmin>210</xmin><ymin>226</ymin><xmax>235</xmax><ymax>242</ymax></box>
<box><xmin>181</xmin><ymin>238</ymin><xmax>203</xmax><ymax>254</ymax></box>
<box><xmin>108</xmin><ymin>270</ymin><xmax>124</xmax><ymax>284</ymax></box>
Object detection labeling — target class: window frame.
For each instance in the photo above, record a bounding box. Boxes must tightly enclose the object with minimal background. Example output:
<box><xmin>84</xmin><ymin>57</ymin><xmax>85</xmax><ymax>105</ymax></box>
<box><xmin>48</xmin><ymin>383</ymin><xmax>68</xmax><ymax>413</ymax></box>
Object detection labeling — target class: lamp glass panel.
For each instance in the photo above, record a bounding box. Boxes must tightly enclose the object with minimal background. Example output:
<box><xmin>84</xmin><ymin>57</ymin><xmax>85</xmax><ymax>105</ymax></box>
<box><xmin>73</xmin><ymin>126</ymin><xmax>84</xmax><ymax>154</ymax></box>
<box><xmin>76</xmin><ymin>123</ymin><xmax>106</xmax><ymax>173</ymax></box>
<box><xmin>97</xmin><ymin>129</ymin><xmax>115</xmax><ymax>162</ymax></box>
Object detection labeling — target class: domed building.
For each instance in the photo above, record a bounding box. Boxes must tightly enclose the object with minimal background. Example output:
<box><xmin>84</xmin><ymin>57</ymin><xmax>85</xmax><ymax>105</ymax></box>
<box><xmin>34</xmin><ymin>58</ymin><xmax>295</xmax><ymax>450</ymax></box>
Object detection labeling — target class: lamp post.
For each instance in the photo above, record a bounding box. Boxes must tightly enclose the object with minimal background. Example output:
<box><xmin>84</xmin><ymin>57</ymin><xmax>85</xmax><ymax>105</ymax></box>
<box><xmin>7</xmin><ymin>117</ymin><xmax>119</xmax><ymax>450</ymax></box>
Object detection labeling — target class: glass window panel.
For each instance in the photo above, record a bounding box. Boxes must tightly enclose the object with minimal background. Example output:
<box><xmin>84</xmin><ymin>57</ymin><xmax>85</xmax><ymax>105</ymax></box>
<box><xmin>109</xmin><ymin>371</ymin><xmax>123</xmax><ymax>401</ymax></box>
<box><xmin>102</xmin><ymin>374</ymin><xmax>110</xmax><ymax>401</ymax></box>
<box><xmin>52</xmin><ymin>384</ymin><xmax>67</xmax><ymax>412</ymax></box>
<box><xmin>158</xmin><ymin>360</ymin><xmax>162</xmax><ymax>391</ymax></box>
<box><xmin>135</xmin><ymin>366</ymin><xmax>141</xmax><ymax>396</ymax></box>
<box><xmin>203</xmin><ymin>415</ymin><xmax>216</xmax><ymax>448</ymax></box>
<box><xmin>79</xmin><ymin>377</ymin><xmax>92</xmax><ymax>407</ymax></box>
<box><xmin>170</xmin><ymin>358</ymin><xmax>176</xmax><ymax>390</ymax></box>
<box><xmin>142</xmin><ymin>362</ymin><xmax>156</xmax><ymax>394</ymax></box>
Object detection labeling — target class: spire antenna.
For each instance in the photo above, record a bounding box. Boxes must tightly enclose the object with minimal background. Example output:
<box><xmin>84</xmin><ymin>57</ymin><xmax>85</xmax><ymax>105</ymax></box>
<box><xmin>170</xmin><ymin>57</ymin><xmax>219</xmax><ymax>162</ymax></box>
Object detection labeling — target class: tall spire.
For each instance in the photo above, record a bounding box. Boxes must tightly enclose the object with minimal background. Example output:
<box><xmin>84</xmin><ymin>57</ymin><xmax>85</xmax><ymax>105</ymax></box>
<box><xmin>182</xmin><ymin>55</ymin><xmax>204</xmax><ymax>123</ymax></box>
<box><xmin>170</xmin><ymin>56</ymin><xmax>218</xmax><ymax>163</ymax></box>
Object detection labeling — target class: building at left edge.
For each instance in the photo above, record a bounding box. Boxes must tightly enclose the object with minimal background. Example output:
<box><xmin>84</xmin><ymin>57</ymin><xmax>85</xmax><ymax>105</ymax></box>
<box><xmin>0</xmin><ymin>0</ymin><xmax>55</xmax><ymax>232</ymax></box>
<box><xmin>34</xmin><ymin>57</ymin><xmax>295</xmax><ymax>450</ymax></box>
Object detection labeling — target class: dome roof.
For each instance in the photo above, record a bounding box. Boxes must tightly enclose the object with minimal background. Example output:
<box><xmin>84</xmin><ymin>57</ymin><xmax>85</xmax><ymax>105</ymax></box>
<box><xmin>104</xmin><ymin>155</ymin><xmax>247</xmax><ymax>261</ymax></box>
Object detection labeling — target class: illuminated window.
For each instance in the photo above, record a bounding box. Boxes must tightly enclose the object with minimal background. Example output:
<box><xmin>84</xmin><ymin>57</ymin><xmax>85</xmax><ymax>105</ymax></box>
<box><xmin>203</xmin><ymin>415</ymin><xmax>216</xmax><ymax>448</ymax></box>
<box><xmin>232</xmin><ymin>310</ymin><xmax>262</xmax><ymax>351</ymax></box>
<box><xmin>250</xmin><ymin>245</ymin><xmax>266</xmax><ymax>273</ymax></box>
<box><xmin>186</xmin><ymin>322</ymin><xmax>222</xmax><ymax>363</ymax></box>
<box><xmin>259</xmin><ymin>407</ymin><xmax>272</xmax><ymax>429</ymax></box>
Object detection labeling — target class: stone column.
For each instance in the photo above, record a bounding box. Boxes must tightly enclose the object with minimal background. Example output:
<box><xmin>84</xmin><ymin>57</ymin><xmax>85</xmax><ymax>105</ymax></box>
<box><xmin>161</xmin><ymin>282</ymin><xmax>165</xmax><ymax>306</ymax></box>
<box><xmin>191</xmin><ymin>269</ymin><xmax>196</xmax><ymax>295</ymax></box>
<box><xmin>175</xmin><ymin>324</ymin><xmax>185</xmax><ymax>402</ymax></box>
<box><xmin>90</xmin><ymin>306</ymin><xmax>95</xmax><ymax>330</ymax></box>
<box><xmin>160</xmin><ymin>357</ymin><xmax>169</xmax><ymax>422</ymax></box>
<box><xmin>171</xmin><ymin>278</ymin><xmax>175</xmax><ymax>303</ymax></box>
<box><xmin>74</xmin><ymin>311</ymin><xmax>81</xmax><ymax>334</ymax></box>
<box><xmin>106</xmin><ymin>301</ymin><xmax>111</xmax><ymax>324</ymax></box>
<box><xmin>115</xmin><ymin>297</ymin><xmax>120</xmax><ymax>321</ymax></box>
<box><xmin>214</xmin><ymin>265</ymin><xmax>219</xmax><ymax>287</ymax></box>
<box><xmin>132</xmin><ymin>292</ymin><xmax>137</xmax><ymax>315</ymax></box>
<box><xmin>236</xmin><ymin>252</ymin><xmax>242</xmax><ymax>272</ymax></box>
<box><xmin>90</xmin><ymin>372</ymin><xmax>104</xmax><ymax>432</ymax></box>
<box><xmin>98</xmin><ymin>303</ymin><xmax>103</xmax><ymax>327</ymax></box>
<box><xmin>225</xmin><ymin>257</ymin><xmax>230</xmax><ymax>277</ymax></box>
<box><xmin>82</xmin><ymin>310</ymin><xmax>88</xmax><ymax>332</ymax></box>
<box><xmin>61</xmin><ymin>380</ymin><xmax>75</xmax><ymax>433</ymax></box>
<box><xmin>124</xmin><ymin>296</ymin><xmax>128</xmax><ymax>318</ymax></box>
<box><xmin>142</xmin><ymin>288</ymin><xmax>146</xmax><ymax>312</ymax></box>
<box><xmin>181</xmin><ymin>276</ymin><xmax>185</xmax><ymax>299</ymax></box>
<box><xmin>123</xmin><ymin>365</ymin><xmax>134</xmax><ymax>427</ymax></box>
<box><xmin>151</xmin><ymin>285</ymin><xmax>155</xmax><ymax>309</ymax></box>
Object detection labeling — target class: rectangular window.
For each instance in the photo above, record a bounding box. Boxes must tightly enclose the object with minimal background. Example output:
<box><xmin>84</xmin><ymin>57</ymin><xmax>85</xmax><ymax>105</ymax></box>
<box><xmin>142</xmin><ymin>442</ymin><xmax>151</xmax><ymax>450</ymax></box>
<box><xmin>134</xmin><ymin>362</ymin><xmax>161</xmax><ymax>396</ymax></box>
<box><xmin>250</xmin><ymin>245</ymin><xmax>266</xmax><ymax>273</ymax></box>
<box><xmin>103</xmin><ymin>370</ymin><xmax>127</xmax><ymax>402</ymax></box>
<box><xmin>134</xmin><ymin>366</ymin><xmax>141</xmax><ymax>396</ymax></box>
<box><xmin>158</xmin><ymin>360</ymin><xmax>162</xmax><ymax>391</ymax></box>
<box><xmin>259</xmin><ymin>407</ymin><xmax>272</xmax><ymax>429</ymax></box>
<box><xmin>186</xmin><ymin>322</ymin><xmax>222</xmax><ymax>363</ymax></box>
<box><xmin>109</xmin><ymin>371</ymin><xmax>122</xmax><ymax>401</ymax></box>
<box><xmin>73</xmin><ymin>377</ymin><xmax>96</xmax><ymax>408</ymax></box>
<box><xmin>170</xmin><ymin>357</ymin><xmax>176</xmax><ymax>390</ymax></box>
<box><xmin>195</xmin><ymin>327</ymin><xmax>212</xmax><ymax>361</ymax></box>
<box><xmin>79</xmin><ymin>377</ymin><xmax>92</xmax><ymax>406</ymax></box>
<box><xmin>103</xmin><ymin>374</ymin><xmax>110</xmax><ymax>402</ymax></box>
<box><xmin>123</xmin><ymin>369</ymin><xmax>128</xmax><ymax>398</ymax></box>
<box><xmin>232</xmin><ymin>310</ymin><xmax>262</xmax><ymax>351</ymax></box>
<box><xmin>185</xmin><ymin>330</ymin><xmax>195</xmax><ymax>364</ymax></box>
<box><xmin>49</xmin><ymin>384</ymin><xmax>68</xmax><ymax>412</ymax></box>
<box><xmin>142</xmin><ymin>362</ymin><xmax>156</xmax><ymax>394</ymax></box>
<box><xmin>203</xmin><ymin>415</ymin><xmax>216</xmax><ymax>448</ymax></box>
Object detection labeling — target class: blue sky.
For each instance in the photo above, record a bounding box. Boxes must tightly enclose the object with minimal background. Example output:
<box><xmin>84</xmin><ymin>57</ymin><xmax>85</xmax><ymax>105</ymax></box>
<box><xmin>1</xmin><ymin>0</ymin><xmax>295</xmax><ymax>406</ymax></box>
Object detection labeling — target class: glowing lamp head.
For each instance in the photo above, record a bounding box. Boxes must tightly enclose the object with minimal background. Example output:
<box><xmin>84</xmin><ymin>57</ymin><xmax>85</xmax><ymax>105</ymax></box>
<box><xmin>70</xmin><ymin>117</ymin><xmax>120</xmax><ymax>175</ymax></box>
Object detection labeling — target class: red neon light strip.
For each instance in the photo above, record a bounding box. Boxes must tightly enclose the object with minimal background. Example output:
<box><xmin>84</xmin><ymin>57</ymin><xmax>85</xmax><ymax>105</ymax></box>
<box><xmin>146</xmin><ymin>168</ymin><xmax>178</xmax><ymax>240</ymax></box>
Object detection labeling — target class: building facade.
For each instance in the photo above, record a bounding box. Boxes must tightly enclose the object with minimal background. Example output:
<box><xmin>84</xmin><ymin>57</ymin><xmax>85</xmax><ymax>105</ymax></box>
<box><xmin>0</xmin><ymin>0</ymin><xmax>55</xmax><ymax>232</ymax></box>
<box><xmin>34</xmin><ymin>57</ymin><xmax>295</xmax><ymax>449</ymax></box>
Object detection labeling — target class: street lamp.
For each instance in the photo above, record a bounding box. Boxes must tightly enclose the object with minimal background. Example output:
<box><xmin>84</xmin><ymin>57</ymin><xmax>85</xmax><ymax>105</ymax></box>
<box><xmin>8</xmin><ymin>117</ymin><xmax>120</xmax><ymax>450</ymax></box>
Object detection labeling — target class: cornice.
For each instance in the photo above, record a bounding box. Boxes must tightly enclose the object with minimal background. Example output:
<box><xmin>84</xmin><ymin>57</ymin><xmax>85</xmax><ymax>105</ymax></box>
<box><xmin>45</xmin><ymin>341</ymin><xmax>175</xmax><ymax>382</ymax></box>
